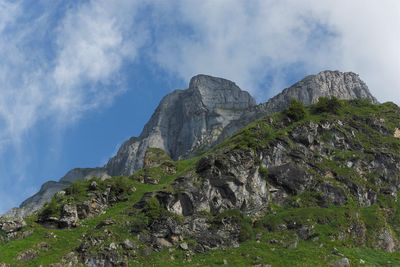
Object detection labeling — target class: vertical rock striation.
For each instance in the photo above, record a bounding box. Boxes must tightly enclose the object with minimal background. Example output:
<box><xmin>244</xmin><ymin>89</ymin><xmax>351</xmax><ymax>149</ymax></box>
<box><xmin>5</xmin><ymin>70</ymin><xmax>378</xmax><ymax>218</ymax></box>
<box><xmin>105</xmin><ymin>74</ymin><xmax>256</xmax><ymax>176</ymax></box>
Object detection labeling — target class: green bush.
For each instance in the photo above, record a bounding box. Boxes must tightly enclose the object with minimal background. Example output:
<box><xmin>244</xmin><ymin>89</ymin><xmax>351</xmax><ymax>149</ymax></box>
<box><xmin>145</xmin><ymin>197</ymin><xmax>163</xmax><ymax>221</ymax></box>
<box><xmin>130</xmin><ymin>213</ymin><xmax>149</xmax><ymax>233</ymax></box>
<box><xmin>65</xmin><ymin>182</ymin><xmax>85</xmax><ymax>196</ymax></box>
<box><xmin>285</xmin><ymin>100</ymin><xmax>307</xmax><ymax>121</ymax></box>
<box><xmin>39</xmin><ymin>197</ymin><xmax>60</xmax><ymax>220</ymax></box>
<box><xmin>312</xmin><ymin>97</ymin><xmax>342</xmax><ymax>114</ymax></box>
<box><xmin>214</xmin><ymin>209</ymin><xmax>254</xmax><ymax>242</ymax></box>
<box><xmin>110</xmin><ymin>176</ymin><xmax>131</xmax><ymax>194</ymax></box>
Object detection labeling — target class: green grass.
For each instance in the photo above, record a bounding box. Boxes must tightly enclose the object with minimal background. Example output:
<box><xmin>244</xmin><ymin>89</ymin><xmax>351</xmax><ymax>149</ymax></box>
<box><xmin>1</xmin><ymin>100</ymin><xmax>400</xmax><ymax>266</ymax></box>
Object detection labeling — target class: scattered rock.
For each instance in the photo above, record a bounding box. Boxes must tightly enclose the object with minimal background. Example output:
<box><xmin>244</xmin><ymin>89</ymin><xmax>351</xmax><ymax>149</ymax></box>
<box><xmin>59</xmin><ymin>204</ymin><xmax>79</xmax><ymax>228</ymax></box>
<box><xmin>331</xmin><ymin>257</ymin><xmax>350</xmax><ymax>267</ymax></box>
<box><xmin>89</xmin><ymin>181</ymin><xmax>98</xmax><ymax>190</ymax></box>
<box><xmin>45</xmin><ymin>232</ymin><xmax>57</xmax><ymax>239</ymax></box>
<box><xmin>61</xmin><ymin>252</ymin><xmax>79</xmax><ymax>266</ymax></box>
<box><xmin>156</xmin><ymin>238</ymin><xmax>173</xmax><ymax>248</ymax></box>
<box><xmin>377</xmin><ymin>228</ymin><xmax>396</xmax><ymax>252</ymax></box>
<box><xmin>121</xmin><ymin>239</ymin><xmax>136</xmax><ymax>250</ymax></box>
<box><xmin>96</xmin><ymin>218</ymin><xmax>115</xmax><ymax>229</ymax></box>
<box><xmin>109</xmin><ymin>242</ymin><xmax>117</xmax><ymax>250</ymax></box>
<box><xmin>36</xmin><ymin>242</ymin><xmax>50</xmax><ymax>251</ymax></box>
<box><xmin>255</xmin><ymin>232</ymin><xmax>262</xmax><ymax>241</ymax></box>
<box><xmin>143</xmin><ymin>177</ymin><xmax>159</xmax><ymax>185</ymax></box>
<box><xmin>297</xmin><ymin>225</ymin><xmax>316</xmax><ymax>240</ymax></box>
<box><xmin>179</xmin><ymin>242</ymin><xmax>189</xmax><ymax>250</ymax></box>
<box><xmin>332</xmin><ymin>247</ymin><xmax>344</xmax><ymax>257</ymax></box>
<box><xmin>0</xmin><ymin>217</ymin><xmax>26</xmax><ymax>235</ymax></box>
<box><xmin>394</xmin><ymin>128</ymin><xmax>400</xmax><ymax>139</ymax></box>
<box><xmin>17</xmin><ymin>249</ymin><xmax>38</xmax><ymax>261</ymax></box>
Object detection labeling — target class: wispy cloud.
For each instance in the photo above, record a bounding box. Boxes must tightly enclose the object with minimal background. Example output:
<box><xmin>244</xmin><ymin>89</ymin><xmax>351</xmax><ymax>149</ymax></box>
<box><xmin>150</xmin><ymin>0</ymin><xmax>400</xmax><ymax>103</ymax></box>
<box><xmin>0</xmin><ymin>0</ymin><xmax>146</xmax><ymax>212</ymax></box>
<box><xmin>52</xmin><ymin>0</ymin><xmax>147</xmax><ymax>118</ymax></box>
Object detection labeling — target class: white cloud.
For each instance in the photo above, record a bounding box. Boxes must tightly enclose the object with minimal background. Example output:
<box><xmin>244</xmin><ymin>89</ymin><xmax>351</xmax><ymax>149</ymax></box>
<box><xmin>0</xmin><ymin>0</ymin><xmax>145</xmax><ymax>147</ymax></box>
<box><xmin>52</xmin><ymin>0</ymin><xmax>147</xmax><ymax>117</ymax></box>
<box><xmin>0</xmin><ymin>0</ymin><xmax>145</xmax><ymax>212</ymax></box>
<box><xmin>150</xmin><ymin>0</ymin><xmax>400</xmax><ymax>103</ymax></box>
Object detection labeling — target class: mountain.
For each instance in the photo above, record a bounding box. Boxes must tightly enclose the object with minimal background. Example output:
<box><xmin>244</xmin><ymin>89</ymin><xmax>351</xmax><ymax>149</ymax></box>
<box><xmin>1</xmin><ymin>87</ymin><xmax>399</xmax><ymax>266</ymax></box>
<box><xmin>1</xmin><ymin>70</ymin><xmax>400</xmax><ymax>266</ymax></box>
<box><xmin>217</xmin><ymin>70</ymin><xmax>377</xmax><ymax>142</ymax></box>
<box><xmin>106</xmin><ymin>74</ymin><xmax>256</xmax><ymax>176</ymax></box>
<box><xmin>4</xmin><ymin>71</ymin><xmax>377</xmax><ymax>218</ymax></box>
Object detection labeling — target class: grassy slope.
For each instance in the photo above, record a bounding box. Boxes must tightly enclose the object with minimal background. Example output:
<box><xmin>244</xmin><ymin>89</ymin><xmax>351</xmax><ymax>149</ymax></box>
<box><xmin>1</xmin><ymin>100</ymin><xmax>400</xmax><ymax>266</ymax></box>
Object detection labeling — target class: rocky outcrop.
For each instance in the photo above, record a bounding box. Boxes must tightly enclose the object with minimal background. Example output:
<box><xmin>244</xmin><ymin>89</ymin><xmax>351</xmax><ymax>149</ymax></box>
<box><xmin>58</xmin><ymin>204</ymin><xmax>79</xmax><ymax>228</ymax></box>
<box><xmin>0</xmin><ymin>217</ymin><xmax>30</xmax><ymax>241</ymax></box>
<box><xmin>6</xmin><ymin>70</ymin><xmax>378</xmax><ymax>218</ymax></box>
<box><xmin>165</xmin><ymin>149</ymin><xmax>267</xmax><ymax>216</ymax></box>
<box><xmin>260</xmin><ymin>70</ymin><xmax>377</xmax><ymax>113</ymax></box>
<box><xmin>5</xmin><ymin>181</ymin><xmax>69</xmax><ymax>219</ymax></box>
<box><xmin>217</xmin><ymin>71</ymin><xmax>377</xmax><ymax>142</ymax></box>
<box><xmin>106</xmin><ymin>74</ymin><xmax>256</xmax><ymax>176</ymax></box>
<box><xmin>5</xmin><ymin>168</ymin><xmax>109</xmax><ymax>218</ymax></box>
<box><xmin>132</xmin><ymin>102</ymin><xmax>400</xmax><ymax>252</ymax></box>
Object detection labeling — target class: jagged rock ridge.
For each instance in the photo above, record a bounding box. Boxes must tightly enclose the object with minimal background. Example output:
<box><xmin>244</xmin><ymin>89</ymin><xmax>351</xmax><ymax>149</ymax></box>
<box><xmin>106</xmin><ymin>74</ymin><xmax>256</xmax><ymax>176</ymax></box>
<box><xmin>4</xmin><ymin>70</ymin><xmax>377</xmax><ymax>218</ymax></box>
<box><xmin>217</xmin><ymin>70</ymin><xmax>377</xmax><ymax>141</ymax></box>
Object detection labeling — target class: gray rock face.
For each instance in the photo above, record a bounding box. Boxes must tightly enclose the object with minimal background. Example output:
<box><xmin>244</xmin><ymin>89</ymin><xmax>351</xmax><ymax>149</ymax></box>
<box><xmin>106</xmin><ymin>74</ymin><xmax>256</xmax><ymax>176</ymax></box>
<box><xmin>58</xmin><ymin>204</ymin><xmax>79</xmax><ymax>228</ymax></box>
<box><xmin>217</xmin><ymin>70</ymin><xmax>377</xmax><ymax>142</ymax></box>
<box><xmin>6</xmin><ymin>70</ymin><xmax>377</xmax><ymax>218</ymax></box>
<box><xmin>261</xmin><ymin>70</ymin><xmax>377</xmax><ymax>113</ymax></box>
<box><xmin>134</xmin><ymin>105</ymin><xmax>399</xmax><ymax>252</ymax></box>
<box><xmin>5</xmin><ymin>168</ymin><xmax>109</xmax><ymax>218</ymax></box>
<box><xmin>149</xmin><ymin>149</ymin><xmax>268</xmax><ymax>217</ymax></box>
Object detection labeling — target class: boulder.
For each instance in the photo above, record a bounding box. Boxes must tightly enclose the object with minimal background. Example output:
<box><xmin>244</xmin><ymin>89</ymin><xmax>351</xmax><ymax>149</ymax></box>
<box><xmin>58</xmin><ymin>204</ymin><xmax>79</xmax><ymax>228</ymax></box>
<box><xmin>331</xmin><ymin>258</ymin><xmax>350</xmax><ymax>267</ymax></box>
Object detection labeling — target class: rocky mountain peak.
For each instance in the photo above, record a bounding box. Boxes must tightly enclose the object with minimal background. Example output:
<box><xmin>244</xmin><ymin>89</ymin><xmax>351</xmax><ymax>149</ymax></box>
<box><xmin>188</xmin><ymin>74</ymin><xmax>254</xmax><ymax>109</ymax></box>
<box><xmin>216</xmin><ymin>70</ymin><xmax>378</xmax><ymax>143</ymax></box>
<box><xmin>262</xmin><ymin>70</ymin><xmax>377</xmax><ymax>113</ymax></box>
<box><xmin>106</xmin><ymin>74</ymin><xmax>256</xmax><ymax>176</ymax></box>
<box><xmin>5</xmin><ymin>70</ymin><xmax>381</xmax><ymax>219</ymax></box>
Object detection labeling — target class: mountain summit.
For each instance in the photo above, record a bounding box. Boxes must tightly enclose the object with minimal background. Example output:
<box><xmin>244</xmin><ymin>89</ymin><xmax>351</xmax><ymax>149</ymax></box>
<box><xmin>106</xmin><ymin>74</ymin><xmax>256</xmax><ymax>176</ymax></box>
<box><xmin>2</xmin><ymin>70</ymin><xmax>400</xmax><ymax>266</ymax></box>
<box><xmin>5</xmin><ymin>71</ymin><xmax>377</xmax><ymax>218</ymax></box>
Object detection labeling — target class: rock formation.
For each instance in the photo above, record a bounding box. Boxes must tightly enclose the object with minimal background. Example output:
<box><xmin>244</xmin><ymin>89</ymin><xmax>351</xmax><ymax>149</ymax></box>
<box><xmin>3</xmin><ymin>70</ymin><xmax>378</xmax><ymax>218</ymax></box>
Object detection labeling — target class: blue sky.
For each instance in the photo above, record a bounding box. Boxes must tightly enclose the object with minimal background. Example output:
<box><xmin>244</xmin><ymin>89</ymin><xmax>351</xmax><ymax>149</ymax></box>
<box><xmin>0</xmin><ymin>0</ymin><xmax>399</xmax><ymax>213</ymax></box>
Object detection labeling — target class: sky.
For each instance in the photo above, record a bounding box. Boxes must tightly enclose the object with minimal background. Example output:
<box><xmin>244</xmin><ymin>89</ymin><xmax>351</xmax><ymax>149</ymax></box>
<box><xmin>0</xmin><ymin>0</ymin><xmax>399</xmax><ymax>214</ymax></box>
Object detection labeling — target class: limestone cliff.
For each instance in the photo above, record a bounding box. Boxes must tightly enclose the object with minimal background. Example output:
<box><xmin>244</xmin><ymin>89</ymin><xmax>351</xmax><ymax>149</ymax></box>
<box><xmin>5</xmin><ymin>70</ymin><xmax>378</xmax><ymax>218</ymax></box>
<box><xmin>106</xmin><ymin>74</ymin><xmax>256</xmax><ymax>176</ymax></box>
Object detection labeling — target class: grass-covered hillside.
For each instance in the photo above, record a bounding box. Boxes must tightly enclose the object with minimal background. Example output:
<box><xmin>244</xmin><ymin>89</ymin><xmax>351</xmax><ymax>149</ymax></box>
<box><xmin>1</xmin><ymin>99</ymin><xmax>400</xmax><ymax>267</ymax></box>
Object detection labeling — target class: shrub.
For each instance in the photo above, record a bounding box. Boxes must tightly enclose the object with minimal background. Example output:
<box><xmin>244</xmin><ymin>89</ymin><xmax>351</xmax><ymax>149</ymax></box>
<box><xmin>39</xmin><ymin>197</ymin><xmax>60</xmax><ymax>220</ymax></box>
<box><xmin>65</xmin><ymin>182</ymin><xmax>85</xmax><ymax>196</ymax></box>
<box><xmin>110</xmin><ymin>177</ymin><xmax>131</xmax><ymax>194</ymax></box>
<box><xmin>214</xmin><ymin>209</ymin><xmax>254</xmax><ymax>242</ymax></box>
<box><xmin>145</xmin><ymin>197</ymin><xmax>163</xmax><ymax>221</ymax></box>
<box><xmin>313</xmin><ymin>97</ymin><xmax>342</xmax><ymax>114</ymax></box>
<box><xmin>285</xmin><ymin>100</ymin><xmax>307</xmax><ymax>121</ymax></box>
<box><xmin>130</xmin><ymin>213</ymin><xmax>149</xmax><ymax>233</ymax></box>
<box><xmin>350</xmin><ymin>98</ymin><xmax>373</xmax><ymax>107</ymax></box>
